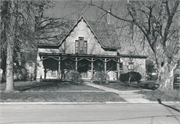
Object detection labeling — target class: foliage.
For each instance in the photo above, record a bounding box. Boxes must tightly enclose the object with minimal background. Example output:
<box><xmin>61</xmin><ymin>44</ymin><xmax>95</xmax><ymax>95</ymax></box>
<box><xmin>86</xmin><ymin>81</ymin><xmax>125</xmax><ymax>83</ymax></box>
<box><xmin>14</xmin><ymin>65</ymin><xmax>28</xmax><ymax>81</ymax></box>
<box><xmin>93</xmin><ymin>71</ymin><xmax>109</xmax><ymax>84</ymax></box>
<box><xmin>65</xmin><ymin>70</ymin><xmax>83</xmax><ymax>85</ymax></box>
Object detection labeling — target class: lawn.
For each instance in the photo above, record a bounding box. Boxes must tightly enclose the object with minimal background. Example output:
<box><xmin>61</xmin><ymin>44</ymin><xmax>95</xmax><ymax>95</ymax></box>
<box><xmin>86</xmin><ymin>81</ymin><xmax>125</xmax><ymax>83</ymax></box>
<box><xmin>14</xmin><ymin>81</ymin><xmax>104</xmax><ymax>92</ymax></box>
<box><xmin>137</xmin><ymin>89</ymin><xmax>180</xmax><ymax>101</ymax></box>
<box><xmin>0</xmin><ymin>81</ymin><xmax>125</xmax><ymax>102</ymax></box>
<box><xmin>0</xmin><ymin>92</ymin><xmax>124</xmax><ymax>102</ymax></box>
<box><xmin>102</xmin><ymin>82</ymin><xmax>180</xmax><ymax>101</ymax></box>
<box><xmin>102</xmin><ymin>82</ymin><xmax>144</xmax><ymax>91</ymax></box>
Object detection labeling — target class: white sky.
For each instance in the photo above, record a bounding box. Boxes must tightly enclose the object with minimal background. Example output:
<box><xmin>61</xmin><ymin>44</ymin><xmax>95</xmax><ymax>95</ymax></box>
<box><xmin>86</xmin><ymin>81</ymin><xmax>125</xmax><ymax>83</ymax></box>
<box><xmin>44</xmin><ymin>0</ymin><xmax>98</xmax><ymax>21</ymax></box>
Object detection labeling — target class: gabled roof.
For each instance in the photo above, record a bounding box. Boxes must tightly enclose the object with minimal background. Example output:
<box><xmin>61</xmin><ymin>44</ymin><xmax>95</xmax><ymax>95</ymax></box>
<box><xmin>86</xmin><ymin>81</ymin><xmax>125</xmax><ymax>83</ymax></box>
<box><xmin>37</xmin><ymin>15</ymin><xmax>120</xmax><ymax>50</ymax></box>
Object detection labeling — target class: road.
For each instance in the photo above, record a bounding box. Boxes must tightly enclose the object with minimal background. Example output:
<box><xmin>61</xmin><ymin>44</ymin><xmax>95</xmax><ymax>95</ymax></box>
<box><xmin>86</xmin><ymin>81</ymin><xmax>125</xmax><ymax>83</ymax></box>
<box><xmin>0</xmin><ymin>103</ymin><xmax>180</xmax><ymax>124</ymax></box>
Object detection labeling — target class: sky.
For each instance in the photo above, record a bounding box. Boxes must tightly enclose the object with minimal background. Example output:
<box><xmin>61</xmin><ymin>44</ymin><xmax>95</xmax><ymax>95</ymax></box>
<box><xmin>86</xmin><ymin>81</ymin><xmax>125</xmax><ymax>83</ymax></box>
<box><xmin>44</xmin><ymin>0</ymin><xmax>99</xmax><ymax>21</ymax></box>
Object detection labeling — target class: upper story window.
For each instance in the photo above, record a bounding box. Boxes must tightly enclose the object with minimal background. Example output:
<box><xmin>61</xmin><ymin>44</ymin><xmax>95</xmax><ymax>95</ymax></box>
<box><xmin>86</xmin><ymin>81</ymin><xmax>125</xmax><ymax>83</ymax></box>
<box><xmin>75</xmin><ymin>37</ymin><xmax>87</xmax><ymax>54</ymax></box>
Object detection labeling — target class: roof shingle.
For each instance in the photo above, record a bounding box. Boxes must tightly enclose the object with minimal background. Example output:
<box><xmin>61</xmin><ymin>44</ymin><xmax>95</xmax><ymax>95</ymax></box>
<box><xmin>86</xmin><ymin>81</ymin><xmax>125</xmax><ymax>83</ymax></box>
<box><xmin>37</xmin><ymin>15</ymin><xmax>120</xmax><ymax>50</ymax></box>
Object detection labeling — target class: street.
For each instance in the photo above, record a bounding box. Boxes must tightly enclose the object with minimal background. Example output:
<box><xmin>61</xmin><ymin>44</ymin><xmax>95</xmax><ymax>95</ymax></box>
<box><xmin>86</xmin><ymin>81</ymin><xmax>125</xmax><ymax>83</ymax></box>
<box><xmin>1</xmin><ymin>103</ymin><xmax>180</xmax><ymax>124</ymax></box>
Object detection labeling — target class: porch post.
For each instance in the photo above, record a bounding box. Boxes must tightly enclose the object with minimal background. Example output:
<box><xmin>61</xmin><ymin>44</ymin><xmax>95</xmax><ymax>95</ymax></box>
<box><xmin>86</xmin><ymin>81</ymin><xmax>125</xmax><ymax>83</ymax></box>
<box><xmin>44</xmin><ymin>68</ymin><xmax>46</xmax><ymax>79</ymax></box>
<box><xmin>91</xmin><ymin>58</ymin><xmax>94</xmax><ymax>81</ymax></box>
<box><xmin>117</xmin><ymin>58</ymin><xmax>120</xmax><ymax>79</ymax></box>
<box><xmin>104</xmin><ymin>58</ymin><xmax>107</xmax><ymax>73</ymax></box>
<box><xmin>40</xmin><ymin>56</ymin><xmax>43</xmax><ymax>82</ymax></box>
<box><xmin>75</xmin><ymin>57</ymin><xmax>78</xmax><ymax>71</ymax></box>
<box><xmin>58</xmin><ymin>57</ymin><xmax>61</xmax><ymax>79</ymax></box>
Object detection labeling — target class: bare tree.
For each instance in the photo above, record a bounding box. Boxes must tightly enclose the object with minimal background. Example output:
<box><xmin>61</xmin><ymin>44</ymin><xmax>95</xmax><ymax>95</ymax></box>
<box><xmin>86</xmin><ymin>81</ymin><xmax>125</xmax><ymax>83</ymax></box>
<box><xmin>67</xmin><ymin>0</ymin><xmax>180</xmax><ymax>90</ymax></box>
<box><xmin>0</xmin><ymin>0</ymin><xmax>56</xmax><ymax>92</ymax></box>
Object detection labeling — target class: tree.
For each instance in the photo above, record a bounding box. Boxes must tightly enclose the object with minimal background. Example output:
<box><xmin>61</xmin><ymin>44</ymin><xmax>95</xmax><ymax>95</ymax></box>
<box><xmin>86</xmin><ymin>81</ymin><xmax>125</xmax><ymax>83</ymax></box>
<box><xmin>0</xmin><ymin>0</ymin><xmax>56</xmax><ymax>92</ymax></box>
<box><xmin>0</xmin><ymin>0</ymin><xmax>16</xmax><ymax>92</ymax></box>
<box><xmin>68</xmin><ymin>0</ymin><xmax>180</xmax><ymax>90</ymax></box>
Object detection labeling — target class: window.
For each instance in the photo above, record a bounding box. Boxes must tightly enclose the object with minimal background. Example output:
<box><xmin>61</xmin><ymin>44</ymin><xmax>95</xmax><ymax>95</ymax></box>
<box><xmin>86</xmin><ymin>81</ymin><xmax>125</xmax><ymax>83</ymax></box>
<box><xmin>128</xmin><ymin>62</ymin><xmax>134</xmax><ymax>71</ymax></box>
<box><xmin>75</xmin><ymin>37</ymin><xmax>87</xmax><ymax>54</ymax></box>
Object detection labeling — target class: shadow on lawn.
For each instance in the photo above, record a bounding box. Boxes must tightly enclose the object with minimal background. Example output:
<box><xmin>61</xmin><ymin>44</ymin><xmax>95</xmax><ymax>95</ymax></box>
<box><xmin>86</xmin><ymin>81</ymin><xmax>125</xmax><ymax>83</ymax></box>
<box><xmin>158</xmin><ymin>99</ymin><xmax>180</xmax><ymax>113</ymax></box>
<box><xmin>119</xmin><ymin>82</ymin><xmax>154</xmax><ymax>90</ymax></box>
<box><xmin>15</xmin><ymin>81</ymin><xmax>69</xmax><ymax>91</ymax></box>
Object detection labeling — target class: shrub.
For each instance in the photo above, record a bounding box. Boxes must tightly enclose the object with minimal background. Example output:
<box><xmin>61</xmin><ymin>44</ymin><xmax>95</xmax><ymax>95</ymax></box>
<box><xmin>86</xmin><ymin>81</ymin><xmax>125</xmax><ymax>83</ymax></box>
<box><xmin>93</xmin><ymin>71</ymin><xmax>109</xmax><ymax>84</ymax></box>
<box><xmin>65</xmin><ymin>70</ymin><xmax>83</xmax><ymax>85</ymax></box>
<box><xmin>14</xmin><ymin>66</ymin><xmax>28</xmax><ymax>81</ymax></box>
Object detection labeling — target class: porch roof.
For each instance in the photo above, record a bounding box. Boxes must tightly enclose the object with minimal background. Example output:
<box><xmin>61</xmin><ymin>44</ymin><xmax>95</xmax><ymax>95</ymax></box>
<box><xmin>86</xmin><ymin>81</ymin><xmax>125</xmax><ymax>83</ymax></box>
<box><xmin>39</xmin><ymin>52</ymin><xmax>119</xmax><ymax>59</ymax></box>
<box><xmin>119</xmin><ymin>54</ymin><xmax>148</xmax><ymax>59</ymax></box>
<box><xmin>39</xmin><ymin>52</ymin><xmax>148</xmax><ymax>59</ymax></box>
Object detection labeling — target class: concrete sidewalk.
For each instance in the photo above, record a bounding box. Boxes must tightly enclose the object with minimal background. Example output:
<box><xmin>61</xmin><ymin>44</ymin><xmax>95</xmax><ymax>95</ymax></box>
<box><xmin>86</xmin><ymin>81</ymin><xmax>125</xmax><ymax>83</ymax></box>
<box><xmin>84</xmin><ymin>82</ymin><xmax>155</xmax><ymax>103</ymax></box>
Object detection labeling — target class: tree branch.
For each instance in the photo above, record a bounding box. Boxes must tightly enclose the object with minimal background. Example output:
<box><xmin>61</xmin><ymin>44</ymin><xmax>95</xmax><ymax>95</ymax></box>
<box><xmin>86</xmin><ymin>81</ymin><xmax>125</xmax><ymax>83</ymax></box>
<box><xmin>162</xmin><ymin>1</ymin><xmax>179</xmax><ymax>47</ymax></box>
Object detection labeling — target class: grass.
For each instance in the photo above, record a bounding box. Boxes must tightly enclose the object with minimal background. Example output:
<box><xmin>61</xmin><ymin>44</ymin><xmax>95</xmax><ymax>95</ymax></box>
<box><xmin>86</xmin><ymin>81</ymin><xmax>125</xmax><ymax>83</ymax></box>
<box><xmin>102</xmin><ymin>82</ymin><xmax>144</xmax><ymax>91</ymax></box>
<box><xmin>14</xmin><ymin>81</ymin><xmax>103</xmax><ymax>92</ymax></box>
<box><xmin>102</xmin><ymin>81</ymin><xmax>180</xmax><ymax>102</ymax></box>
<box><xmin>0</xmin><ymin>81</ymin><xmax>125</xmax><ymax>102</ymax></box>
<box><xmin>0</xmin><ymin>92</ymin><xmax>124</xmax><ymax>102</ymax></box>
<box><xmin>137</xmin><ymin>89</ymin><xmax>180</xmax><ymax>101</ymax></box>
<box><xmin>1</xmin><ymin>80</ymin><xmax>179</xmax><ymax>102</ymax></box>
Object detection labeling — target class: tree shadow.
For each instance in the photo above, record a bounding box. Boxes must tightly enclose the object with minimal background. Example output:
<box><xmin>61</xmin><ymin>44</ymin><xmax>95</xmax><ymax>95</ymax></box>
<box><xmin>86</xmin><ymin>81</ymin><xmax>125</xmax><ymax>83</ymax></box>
<box><xmin>158</xmin><ymin>99</ymin><xmax>180</xmax><ymax>123</ymax></box>
<box><xmin>15</xmin><ymin>80</ymin><xmax>68</xmax><ymax>91</ymax></box>
<box><xmin>158</xmin><ymin>99</ymin><xmax>180</xmax><ymax>113</ymax></box>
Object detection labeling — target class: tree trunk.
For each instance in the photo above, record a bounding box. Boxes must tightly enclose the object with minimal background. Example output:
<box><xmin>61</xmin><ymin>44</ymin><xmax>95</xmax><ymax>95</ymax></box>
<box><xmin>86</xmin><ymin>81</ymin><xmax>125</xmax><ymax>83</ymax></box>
<box><xmin>6</xmin><ymin>37</ymin><xmax>14</xmax><ymax>92</ymax></box>
<box><xmin>157</xmin><ymin>60</ymin><xmax>178</xmax><ymax>90</ymax></box>
<box><xmin>5</xmin><ymin>0</ymin><xmax>15</xmax><ymax>92</ymax></box>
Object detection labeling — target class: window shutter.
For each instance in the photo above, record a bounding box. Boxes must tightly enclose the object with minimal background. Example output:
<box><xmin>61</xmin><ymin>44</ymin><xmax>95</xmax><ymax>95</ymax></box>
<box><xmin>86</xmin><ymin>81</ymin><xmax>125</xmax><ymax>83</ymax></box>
<box><xmin>84</xmin><ymin>41</ymin><xmax>87</xmax><ymax>54</ymax></box>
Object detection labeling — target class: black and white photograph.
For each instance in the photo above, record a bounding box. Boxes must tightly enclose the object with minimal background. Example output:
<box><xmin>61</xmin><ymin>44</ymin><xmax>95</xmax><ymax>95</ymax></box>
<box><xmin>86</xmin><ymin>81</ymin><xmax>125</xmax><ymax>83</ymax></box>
<box><xmin>0</xmin><ymin>0</ymin><xmax>180</xmax><ymax>123</ymax></box>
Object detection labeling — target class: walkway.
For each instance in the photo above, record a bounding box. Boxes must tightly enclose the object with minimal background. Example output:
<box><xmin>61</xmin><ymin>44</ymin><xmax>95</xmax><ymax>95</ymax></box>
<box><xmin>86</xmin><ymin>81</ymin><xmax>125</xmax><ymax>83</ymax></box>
<box><xmin>85</xmin><ymin>82</ymin><xmax>152</xmax><ymax>103</ymax></box>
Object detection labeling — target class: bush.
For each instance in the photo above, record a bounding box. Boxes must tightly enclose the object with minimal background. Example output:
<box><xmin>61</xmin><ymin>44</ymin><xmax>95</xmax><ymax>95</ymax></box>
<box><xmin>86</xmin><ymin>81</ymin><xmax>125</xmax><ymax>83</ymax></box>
<box><xmin>65</xmin><ymin>70</ymin><xmax>83</xmax><ymax>85</ymax></box>
<box><xmin>93</xmin><ymin>71</ymin><xmax>109</xmax><ymax>84</ymax></box>
<box><xmin>14</xmin><ymin>66</ymin><xmax>28</xmax><ymax>81</ymax></box>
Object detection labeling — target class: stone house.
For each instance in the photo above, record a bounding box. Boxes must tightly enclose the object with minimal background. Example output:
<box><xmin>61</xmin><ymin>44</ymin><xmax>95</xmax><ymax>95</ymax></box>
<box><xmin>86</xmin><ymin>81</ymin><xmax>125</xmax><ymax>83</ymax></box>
<box><xmin>36</xmin><ymin>15</ymin><xmax>147</xmax><ymax>81</ymax></box>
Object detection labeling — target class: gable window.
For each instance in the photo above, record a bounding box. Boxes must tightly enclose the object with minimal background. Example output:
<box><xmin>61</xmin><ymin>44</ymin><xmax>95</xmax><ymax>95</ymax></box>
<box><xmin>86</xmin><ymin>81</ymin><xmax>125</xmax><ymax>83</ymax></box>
<box><xmin>75</xmin><ymin>37</ymin><xmax>87</xmax><ymax>54</ymax></box>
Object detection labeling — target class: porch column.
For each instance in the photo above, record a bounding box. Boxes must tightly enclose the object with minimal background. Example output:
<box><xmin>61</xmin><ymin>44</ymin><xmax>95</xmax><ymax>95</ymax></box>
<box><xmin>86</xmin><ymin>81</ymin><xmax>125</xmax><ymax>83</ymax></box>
<box><xmin>75</xmin><ymin>57</ymin><xmax>78</xmax><ymax>71</ymax></box>
<box><xmin>40</xmin><ymin>56</ymin><xmax>43</xmax><ymax>82</ymax></box>
<box><xmin>91</xmin><ymin>58</ymin><xmax>94</xmax><ymax>80</ymax></box>
<box><xmin>104</xmin><ymin>58</ymin><xmax>107</xmax><ymax>73</ymax></box>
<box><xmin>58</xmin><ymin>57</ymin><xmax>61</xmax><ymax>79</ymax></box>
<box><xmin>44</xmin><ymin>68</ymin><xmax>46</xmax><ymax>79</ymax></box>
<box><xmin>117</xmin><ymin>58</ymin><xmax>120</xmax><ymax>79</ymax></box>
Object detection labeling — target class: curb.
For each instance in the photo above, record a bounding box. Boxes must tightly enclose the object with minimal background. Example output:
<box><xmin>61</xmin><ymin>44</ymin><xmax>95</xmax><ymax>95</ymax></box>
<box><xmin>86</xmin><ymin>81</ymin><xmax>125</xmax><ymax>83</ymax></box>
<box><xmin>0</xmin><ymin>101</ymin><xmax>179</xmax><ymax>105</ymax></box>
<box><xmin>0</xmin><ymin>102</ymin><xmax>122</xmax><ymax>105</ymax></box>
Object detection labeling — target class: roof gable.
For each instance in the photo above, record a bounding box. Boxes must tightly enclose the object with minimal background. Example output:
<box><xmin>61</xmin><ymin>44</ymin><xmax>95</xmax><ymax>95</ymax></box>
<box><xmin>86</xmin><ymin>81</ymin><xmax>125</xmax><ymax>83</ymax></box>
<box><xmin>38</xmin><ymin>15</ymin><xmax>120</xmax><ymax>50</ymax></box>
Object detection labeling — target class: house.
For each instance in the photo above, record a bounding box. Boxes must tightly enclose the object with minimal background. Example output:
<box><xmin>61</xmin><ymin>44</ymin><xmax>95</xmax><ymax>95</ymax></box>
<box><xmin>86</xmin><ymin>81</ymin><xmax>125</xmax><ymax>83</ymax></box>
<box><xmin>36</xmin><ymin>15</ymin><xmax>147</xmax><ymax>81</ymax></box>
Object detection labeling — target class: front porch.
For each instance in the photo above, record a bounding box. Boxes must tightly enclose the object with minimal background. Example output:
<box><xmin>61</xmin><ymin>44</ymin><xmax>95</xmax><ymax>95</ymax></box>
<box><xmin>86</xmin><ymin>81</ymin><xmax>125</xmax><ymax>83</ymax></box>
<box><xmin>37</xmin><ymin>53</ymin><xmax>121</xmax><ymax>81</ymax></box>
